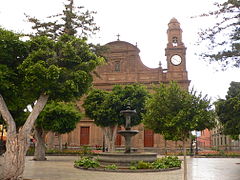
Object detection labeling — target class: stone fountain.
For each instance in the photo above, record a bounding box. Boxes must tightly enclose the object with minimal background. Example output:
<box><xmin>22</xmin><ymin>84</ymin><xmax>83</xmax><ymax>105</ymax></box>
<box><xmin>97</xmin><ymin>104</ymin><xmax>157</xmax><ymax>166</ymax></box>
<box><xmin>118</xmin><ymin>104</ymin><xmax>139</xmax><ymax>153</ymax></box>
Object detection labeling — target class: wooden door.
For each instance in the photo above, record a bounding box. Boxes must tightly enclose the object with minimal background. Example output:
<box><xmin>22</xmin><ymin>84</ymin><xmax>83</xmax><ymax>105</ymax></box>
<box><xmin>144</xmin><ymin>129</ymin><xmax>154</xmax><ymax>147</ymax></box>
<box><xmin>115</xmin><ymin>127</ymin><xmax>122</xmax><ymax>146</ymax></box>
<box><xmin>80</xmin><ymin>127</ymin><xmax>90</xmax><ymax>145</ymax></box>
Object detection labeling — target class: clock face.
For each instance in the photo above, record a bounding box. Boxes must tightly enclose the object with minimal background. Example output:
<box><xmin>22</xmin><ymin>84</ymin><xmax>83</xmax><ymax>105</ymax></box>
<box><xmin>170</xmin><ymin>55</ymin><xmax>182</xmax><ymax>65</ymax></box>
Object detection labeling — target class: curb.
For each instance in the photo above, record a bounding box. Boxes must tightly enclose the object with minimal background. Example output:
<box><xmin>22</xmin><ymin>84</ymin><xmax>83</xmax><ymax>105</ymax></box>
<box><xmin>74</xmin><ymin>165</ymin><xmax>181</xmax><ymax>173</ymax></box>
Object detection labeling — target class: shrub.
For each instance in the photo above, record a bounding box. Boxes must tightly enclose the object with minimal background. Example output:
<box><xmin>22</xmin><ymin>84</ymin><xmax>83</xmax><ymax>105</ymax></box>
<box><xmin>152</xmin><ymin>156</ymin><xmax>181</xmax><ymax>169</ymax></box>
<box><xmin>136</xmin><ymin>161</ymin><xmax>153</xmax><ymax>169</ymax></box>
<box><xmin>128</xmin><ymin>156</ymin><xmax>181</xmax><ymax>170</ymax></box>
<box><xmin>129</xmin><ymin>166</ymin><xmax>137</xmax><ymax>170</ymax></box>
<box><xmin>152</xmin><ymin>159</ymin><xmax>168</xmax><ymax>169</ymax></box>
<box><xmin>105</xmin><ymin>164</ymin><xmax>118</xmax><ymax>170</ymax></box>
<box><xmin>80</xmin><ymin>146</ymin><xmax>94</xmax><ymax>155</ymax></box>
<box><xmin>44</xmin><ymin>147</ymin><xmax>97</xmax><ymax>155</ymax></box>
<box><xmin>74</xmin><ymin>157</ymin><xmax>100</xmax><ymax>169</ymax></box>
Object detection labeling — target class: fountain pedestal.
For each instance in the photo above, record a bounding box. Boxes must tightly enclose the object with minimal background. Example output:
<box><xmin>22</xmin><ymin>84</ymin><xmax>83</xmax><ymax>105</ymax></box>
<box><xmin>118</xmin><ymin>130</ymin><xmax>139</xmax><ymax>153</ymax></box>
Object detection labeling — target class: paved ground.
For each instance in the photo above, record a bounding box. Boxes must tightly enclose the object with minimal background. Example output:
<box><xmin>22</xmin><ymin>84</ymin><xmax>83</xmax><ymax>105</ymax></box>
<box><xmin>1</xmin><ymin>156</ymin><xmax>240</xmax><ymax>180</ymax></box>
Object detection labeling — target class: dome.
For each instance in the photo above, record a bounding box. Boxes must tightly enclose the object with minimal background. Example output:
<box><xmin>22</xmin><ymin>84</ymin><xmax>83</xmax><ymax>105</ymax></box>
<box><xmin>169</xmin><ymin>17</ymin><xmax>179</xmax><ymax>23</ymax></box>
<box><xmin>168</xmin><ymin>17</ymin><xmax>181</xmax><ymax>29</ymax></box>
<box><xmin>105</xmin><ymin>40</ymin><xmax>140</xmax><ymax>53</ymax></box>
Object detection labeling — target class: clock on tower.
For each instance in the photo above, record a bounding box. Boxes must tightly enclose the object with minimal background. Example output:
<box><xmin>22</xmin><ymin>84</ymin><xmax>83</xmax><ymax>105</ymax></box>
<box><xmin>170</xmin><ymin>54</ymin><xmax>182</xmax><ymax>66</ymax></box>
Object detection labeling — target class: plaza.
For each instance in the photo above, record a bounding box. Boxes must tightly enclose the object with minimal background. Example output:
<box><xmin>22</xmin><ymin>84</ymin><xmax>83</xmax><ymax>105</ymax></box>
<box><xmin>1</xmin><ymin>156</ymin><xmax>239</xmax><ymax>180</ymax></box>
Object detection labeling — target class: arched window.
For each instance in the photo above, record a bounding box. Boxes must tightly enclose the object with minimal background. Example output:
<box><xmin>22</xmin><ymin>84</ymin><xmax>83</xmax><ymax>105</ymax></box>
<box><xmin>172</xmin><ymin>37</ymin><xmax>178</xmax><ymax>46</ymax></box>
<box><xmin>115</xmin><ymin>61</ymin><xmax>120</xmax><ymax>72</ymax></box>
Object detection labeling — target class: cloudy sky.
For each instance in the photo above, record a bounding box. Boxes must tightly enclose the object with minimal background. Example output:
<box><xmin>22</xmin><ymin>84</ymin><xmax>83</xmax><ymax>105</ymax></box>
<box><xmin>0</xmin><ymin>0</ymin><xmax>239</xmax><ymax>101</ymax></box>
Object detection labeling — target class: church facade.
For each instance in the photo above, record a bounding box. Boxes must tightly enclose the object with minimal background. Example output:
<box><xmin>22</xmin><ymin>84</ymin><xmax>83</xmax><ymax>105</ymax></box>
<box><xmin>58</xmin><ymin>18</ymin><xmax>190</xmax><ymax>151</ymax></box>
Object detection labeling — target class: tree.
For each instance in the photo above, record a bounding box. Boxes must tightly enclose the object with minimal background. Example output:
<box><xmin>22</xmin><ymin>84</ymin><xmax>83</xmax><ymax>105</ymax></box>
<box><xmin>25</xmin><ymin>0</ymin><xmax>106</xmax><ymax>58</ymax></box>
<box><xmin>0</xmin><ymin>28</ymin><xmax>103</xmax><ymax>180</ymax></box>
<box><xmin>215</xmin><ymin>81</ymin><xmax>240</xmax><ymax>139</ymax></box>
<box><xmin>24</xmin><ymin>0</ymin><xmax>105</xmax><ymax>162</ymax></box>
<box><xmin>143</xmin><ymin>82</ymin><xmax>215</xmax><ymax>180</ymax></box>
<box><xmin>196</xmin><ymin>0</ymin><xmax>240</xmax><ymax>69</ymax></box>
<box><xmin>33</xmin><ymin>101</ymin><xmax>82</xmax><ymax>160</ymax></box>
<box><xmin>83</xmin><ymin>84</ymin><xmax>149</xmax><ymax>152</ymax></box>
<box><xmin>25</xmin><ymin>0</ymin><xmax>99</xmax><ymax>39</ymax></box>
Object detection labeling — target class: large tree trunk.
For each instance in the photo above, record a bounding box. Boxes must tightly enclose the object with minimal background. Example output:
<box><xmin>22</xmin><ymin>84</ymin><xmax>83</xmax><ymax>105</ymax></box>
<box><xmin>2</xmin><ymin>132</ymin><xmax>29</xmax><ymax>180</ymax></box>
<box><xmin>0</xmin><ymin>94</ymin><xmax>49</xmax><ymax>180</ymax></box>
<box><xmin>190</xmin><ymin>136</ymin><xmax>193</xmax><ymax>156</ymax></box>
<box><xmin>164</xmin><ymin>139</ymin><xmax>167</xmax><ymax>156</ymax></box>
<box><xmin>183</xmin><ymin>139</ymin><xmax>187</xmax><ymax>180</ymax></box>
<box><xmin>175</xmin><ymin>141</ymin><xmax>178</xmax><ymax>153</ymax></box>
<box><xmin>103</xmin><ymin>125</ymin><xmax>118</xmax><ymax>152</ymax></box>
<box><xmin>57</xmin><ymin>133</ymin><xmax>63</xmax><ymax>151</ymax></box>
<box><xmin>33</xmin><ymin>127</ymin><xmax>47</xmax><ymax>161</ymax></box>
<box><xmin>47</xmin><ymin>131</ymin><xmax>55</xmax><ymax>150</ymax></box>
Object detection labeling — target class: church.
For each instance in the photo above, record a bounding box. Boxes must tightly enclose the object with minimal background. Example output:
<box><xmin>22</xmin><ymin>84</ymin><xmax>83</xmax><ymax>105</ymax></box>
<box><xmin>59</xmin><ymin>18</ymin><xmax>190</xmax><ymax>151</ymax></box>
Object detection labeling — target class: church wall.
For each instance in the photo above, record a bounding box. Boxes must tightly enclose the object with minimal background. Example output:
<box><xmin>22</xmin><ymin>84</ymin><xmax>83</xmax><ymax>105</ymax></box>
<box><xmin>46</xmin><ymin>18</ymin><xmax>191</xmax><ymax>152</ymax></box>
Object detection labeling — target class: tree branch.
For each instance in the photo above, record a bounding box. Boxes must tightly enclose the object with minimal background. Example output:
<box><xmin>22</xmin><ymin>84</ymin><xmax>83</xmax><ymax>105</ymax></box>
<box><xmin>0</xmin><ymin>94</ymin><xmax>16</xmax><ymax>136</ymax></box>
<box><xmin>22</xmin><ymin>93</ymin><xmax>49</xmax><ymax>135</ymax></box>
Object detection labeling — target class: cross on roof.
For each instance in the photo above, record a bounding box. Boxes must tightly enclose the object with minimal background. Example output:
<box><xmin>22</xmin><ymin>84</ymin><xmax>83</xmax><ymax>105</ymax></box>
<box><xmin>117</xmin><ymin>34</ymin><xmax>120</xmax><ymax>41</ymax></box>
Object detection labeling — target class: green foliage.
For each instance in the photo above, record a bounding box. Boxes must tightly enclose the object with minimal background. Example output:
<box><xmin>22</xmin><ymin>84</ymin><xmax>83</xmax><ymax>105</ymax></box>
<box><xmin>226</xmin><ymin>81</ymin><xmax>240</xmax><ymax>99</ymax></box>
<box><xmin>196</xmin><ymin>0</ymin><xmax>240</xmax><ymax>69</ymax></box>
<box><xmin>129</xmin><ymin>165</ymin><xmax>137</xmax><ymax>170</ymax></box>
<box><xmin>110</xmin><ymin>84</ymin><xmax>149</xmax><ymax>126</ymax></box>
<box><xmin>25</xmin><ymin>0</ymin><xmax>99</xmax><ymax>39</ymax></box>
<box><xmin>79</xmin><ymin>146</ymin><xmax>93</xmax><ymax>155</ymax></box>
<box><xmin>83</xmin><ymin>89</ymin><xmax>112</xmax><ymax>126</ymax></box>
<box><xmin>129</xmin><ymin>156</ymin><xmax>181</xmax><ymax>170</ymax></box>
<box><xmin>136</xmin><ymin>161</ymin><xmax>153</xmax><ymax>169</ymax></box>
<box><xmin>19</xmin><ymin>34</ymin><xmax>103</xmax><ymax>102</ymax></box>
<box><xmin>83</xmin><ymin>84</ymin><xmax>149</xmax><ymax>128</ymax></box>
<box><xmin>105</xmin><ymin>164</ymin><xmax>118</xmax><ymax>170</ymax></box>
<box><xmin>152</xmin><ymin>156</ymin><xmax>181</xmax><ymax>169</ymax></box>
<box><xmin>0</xmin><ymin>28</ymin><xmax>31</xmax><ymax>128</ymax></box>
<box><xmin>0</xmin><ymin>28</ymin><xmax>103</xmax><ymax>131</ymax></box>
<box><xmin>143</xmin><ymin>82</ymin><xmax>215</xmax><ymax>141</ymax></box>
<box><xmin>26</xmin><ymin>147</ymin><xmax>35</xmax><ymax>156</ymax></box>
<box><xmin>215</xmin><ymin>81</ymin><xmax>240</xmax><ymax>139</ymax></box>
<box><xmin>74</xmin><ymin>157</ymin><xmax>100</xmax><ymax>169</ymax></box>
<box><xmin>27</xmin><ymin>148</ymin><xmax>97</xmax><ymax>155</ymax></box>
<box><xmin>37</xmin><ymin>101</ymin><xmax>81</xmax><ymax>134</ymax></box>
<box><xmin>0</xmin><ymin>28</ymin><xmax>28</xmax><ymax>67</ymax></box>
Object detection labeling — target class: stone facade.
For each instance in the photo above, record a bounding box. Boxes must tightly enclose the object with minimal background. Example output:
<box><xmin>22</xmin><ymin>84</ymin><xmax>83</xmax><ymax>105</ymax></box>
<box><xmin>211</xmin><ymin>126</ymin><xmax>240</xmax><ymax>151</ymax></box>
<box><xmin>47</xmin><ymin>18</ymin><xmax>191</xmax><ymax>152</ymax></box>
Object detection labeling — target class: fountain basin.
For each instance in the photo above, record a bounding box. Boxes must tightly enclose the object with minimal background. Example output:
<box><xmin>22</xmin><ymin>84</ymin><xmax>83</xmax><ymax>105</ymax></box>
<box><xmin>97</xmin><ymin>152</ymin><xmax>157</xmax><ymax>166</ymax></box>
<box><xmin>117</xmin><ymin>130</ymin><xmax>139</xmax><ymax>137</ymax></box>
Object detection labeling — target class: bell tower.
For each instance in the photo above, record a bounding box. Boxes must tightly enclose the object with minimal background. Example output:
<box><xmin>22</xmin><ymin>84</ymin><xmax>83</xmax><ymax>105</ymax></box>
<box><xmin>165</xmin><ymin>18</ymin><xmax>189</xmax><ymax>89</ymax></box>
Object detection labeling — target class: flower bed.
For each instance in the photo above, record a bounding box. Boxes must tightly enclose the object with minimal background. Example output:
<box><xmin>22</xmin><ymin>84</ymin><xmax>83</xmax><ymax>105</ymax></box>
<box><xmin>74</xmin><ymin>156</ymin><xmax>182</xmax><ymax>172</ymax></box>
<box><xmin>27</xmin><ymin>146</ymin><xmax>102</xmax><ymax>156</ymax></box>
<box><xmin>196</xmin><ymin>150</ymin><xmax>240</xmax><ymax>157</ymax></box>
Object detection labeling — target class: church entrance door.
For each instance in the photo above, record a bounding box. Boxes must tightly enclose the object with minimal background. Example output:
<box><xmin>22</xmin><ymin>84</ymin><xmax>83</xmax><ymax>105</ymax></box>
<box><xmin>80</xmin><ymin>127</ymin><xmax>90</xmax><ymax>145</ymax></box>
<box><xmin>144</xmin><ymin>129</ymin><xmax>154</xmax><ymax>147</ymax></box>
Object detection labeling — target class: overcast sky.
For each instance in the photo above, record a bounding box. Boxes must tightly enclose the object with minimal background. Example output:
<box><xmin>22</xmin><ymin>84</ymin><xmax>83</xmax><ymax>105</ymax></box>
<box><xmin>0</xmin><ymin>0</ymin><xmax>239</xmax><ymax>101</ymax></box>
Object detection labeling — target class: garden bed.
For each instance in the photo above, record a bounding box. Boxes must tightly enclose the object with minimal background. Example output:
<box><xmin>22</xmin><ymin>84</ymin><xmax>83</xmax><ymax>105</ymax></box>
<box><xmin>193</xmin><ymin>150</ymin><xmax>240</xmax><ymax>158</ymax></box>
<box><xmin>74</xmin><ymin>164</ymin><xmax>181</xmax><ymax>173</ymax></box>
<box><xmin>74</xmin><ymin>156</ymin><xmax>182</xmax><ymax>173</ymax></box>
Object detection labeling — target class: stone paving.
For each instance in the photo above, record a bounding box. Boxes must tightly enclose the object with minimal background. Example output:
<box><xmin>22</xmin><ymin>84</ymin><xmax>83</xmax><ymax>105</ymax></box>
<box><xmin>1</xmin><ymin>156</ymin><xmax>240</xmax><ymax>180</ymax></box>
<box><xmin>22</xmin><ymin>156</ymin><xmax>183</xmax><ymax>180</ymax></box>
